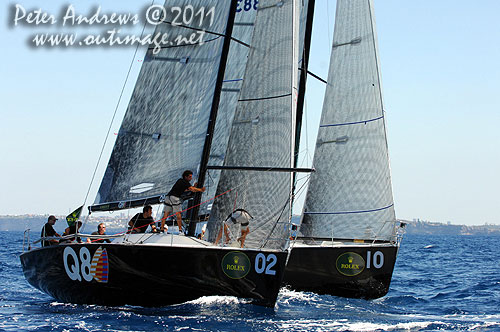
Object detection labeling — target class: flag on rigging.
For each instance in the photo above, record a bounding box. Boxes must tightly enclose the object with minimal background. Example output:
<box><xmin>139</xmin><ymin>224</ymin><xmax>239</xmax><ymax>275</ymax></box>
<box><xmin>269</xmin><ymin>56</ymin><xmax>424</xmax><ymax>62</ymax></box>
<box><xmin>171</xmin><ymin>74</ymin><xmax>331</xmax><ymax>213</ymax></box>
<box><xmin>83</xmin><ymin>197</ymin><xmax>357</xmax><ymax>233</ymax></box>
<box><xmin>66</xmin><ymin>206</ymin><xmax>83</xmax><ymax>227</ymax></box>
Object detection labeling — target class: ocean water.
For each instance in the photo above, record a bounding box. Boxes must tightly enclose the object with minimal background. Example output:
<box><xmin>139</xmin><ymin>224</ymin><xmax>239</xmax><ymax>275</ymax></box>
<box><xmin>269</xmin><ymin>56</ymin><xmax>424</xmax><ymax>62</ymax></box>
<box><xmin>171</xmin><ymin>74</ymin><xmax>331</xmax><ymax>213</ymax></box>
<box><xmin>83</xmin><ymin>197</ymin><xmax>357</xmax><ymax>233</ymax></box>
<box><xmin>1</xmin><ymin>231</ymin><xmax>499</xmax><ymax>332</ymax></box>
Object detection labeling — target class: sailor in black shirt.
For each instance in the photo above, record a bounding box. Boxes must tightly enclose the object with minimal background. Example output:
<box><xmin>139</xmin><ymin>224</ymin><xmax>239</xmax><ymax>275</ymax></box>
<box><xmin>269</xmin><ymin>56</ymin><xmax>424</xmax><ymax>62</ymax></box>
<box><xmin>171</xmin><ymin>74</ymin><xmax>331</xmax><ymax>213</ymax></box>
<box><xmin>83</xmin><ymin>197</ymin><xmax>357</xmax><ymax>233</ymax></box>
<box><xmin>87</xmin><ymin>223</ymin><xmax>111</xmax><ymax>243</ymax></box>
<box><xmin>41</xmin><ymin>215</ymin><xmax>60</xmax><ymax>246</ymax></box>
<box><xmin>128</xmin><ymin>205</ymin><xmax>157</xmax><ymax>233</ymax></box>
<box><xmin>161</xmin><ymin>170</ymin><xmax>205</xmax><ymax>234</ymax></box>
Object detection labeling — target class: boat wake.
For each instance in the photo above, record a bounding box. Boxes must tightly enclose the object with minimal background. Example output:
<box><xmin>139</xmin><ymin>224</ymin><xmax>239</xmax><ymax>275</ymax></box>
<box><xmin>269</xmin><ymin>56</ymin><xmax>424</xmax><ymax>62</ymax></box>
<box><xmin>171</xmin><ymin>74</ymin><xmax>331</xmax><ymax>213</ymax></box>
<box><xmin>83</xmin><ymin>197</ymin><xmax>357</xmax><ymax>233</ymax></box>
<box><xmin>185</xmin><ymin>295</ymin><xmax>245</xmax><ymax>306</ymax></box>
<box><xmin>277</xmin><ymin>287</ymin><xmax>321</xmax><ymax>305</ymax></box>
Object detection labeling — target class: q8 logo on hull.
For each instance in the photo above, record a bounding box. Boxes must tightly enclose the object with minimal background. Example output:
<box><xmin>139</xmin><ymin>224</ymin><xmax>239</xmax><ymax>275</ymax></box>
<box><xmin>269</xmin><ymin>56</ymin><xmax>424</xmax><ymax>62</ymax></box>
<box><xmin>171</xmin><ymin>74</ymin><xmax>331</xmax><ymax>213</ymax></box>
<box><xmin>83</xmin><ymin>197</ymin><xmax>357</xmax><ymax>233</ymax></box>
<box><xmin>63</xmin><ymin>246</ymin><xmax>109</xmax><ymax>283</ymax></box>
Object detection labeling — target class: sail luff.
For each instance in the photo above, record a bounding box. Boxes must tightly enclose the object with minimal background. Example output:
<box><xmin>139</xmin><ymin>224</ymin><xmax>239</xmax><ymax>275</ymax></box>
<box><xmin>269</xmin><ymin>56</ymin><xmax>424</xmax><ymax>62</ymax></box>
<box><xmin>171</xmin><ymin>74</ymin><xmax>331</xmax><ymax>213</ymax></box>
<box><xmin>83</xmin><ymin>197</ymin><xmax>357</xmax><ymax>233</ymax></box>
<box><xmin>367</xmin><ymin>0</ymin><xmax>391</xmax><ymax>156</ymax></box>
<box><xmin>292</xmin><ymin>0</ymin><xmax>315</xmax><ymax>210</ymax></box>
<box><xmin>294</xmin><ymin>0</ymin><xmax>315</xmax><ymax>169</ymax></box>
<box><xmin>289</xmin><ymin>0</ymin><xmax>300</xmax><ymax>219</ymax></box>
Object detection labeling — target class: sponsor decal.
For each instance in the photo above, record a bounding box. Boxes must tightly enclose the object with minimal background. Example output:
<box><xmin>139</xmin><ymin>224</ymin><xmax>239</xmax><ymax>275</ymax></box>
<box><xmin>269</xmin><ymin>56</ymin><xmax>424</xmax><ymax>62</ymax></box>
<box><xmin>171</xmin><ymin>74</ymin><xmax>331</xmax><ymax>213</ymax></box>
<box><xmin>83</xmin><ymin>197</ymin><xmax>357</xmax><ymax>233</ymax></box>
<box><xmin>90</xmin><ymin>247</ymin><xmax>109</xmax><ymax>283</ymax></box>
<box><xmin>221</xmin><ymin>251</ymin><xmax>251</xmax><ymax>279</ymax></box>
<box><xmin>336</xmin><ymin>252</ymin><xmax>365</xmax><ymax>276</ymax></box>
<box><xmin>63</xmin><ymin>246</ymin><xmax>109</xmax><ymax>283</ymax></box>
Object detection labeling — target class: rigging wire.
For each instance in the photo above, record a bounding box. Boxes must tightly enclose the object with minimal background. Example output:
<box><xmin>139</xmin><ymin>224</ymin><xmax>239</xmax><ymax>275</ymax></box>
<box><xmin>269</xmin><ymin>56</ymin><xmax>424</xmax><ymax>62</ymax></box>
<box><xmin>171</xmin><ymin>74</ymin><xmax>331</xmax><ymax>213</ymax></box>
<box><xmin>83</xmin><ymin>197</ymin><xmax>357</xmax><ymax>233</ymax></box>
<box><xmin>87</xmin><ymin>163</ymin><xmax>311</xmax><ymax>244</ymax></box>
<box><xmin>81</xmin><ymin>3</ymin><xmax>304</xmax><ymax>245</ymax></box>
<box><xmin>78</xmin><ymin>0</ymin><xmax>156</xmax><ymax>233</ymax></box>
<box><xmin>261</xmin><ymin>172</ymin><xmax>312</xmax><ymax>248</ymax></box>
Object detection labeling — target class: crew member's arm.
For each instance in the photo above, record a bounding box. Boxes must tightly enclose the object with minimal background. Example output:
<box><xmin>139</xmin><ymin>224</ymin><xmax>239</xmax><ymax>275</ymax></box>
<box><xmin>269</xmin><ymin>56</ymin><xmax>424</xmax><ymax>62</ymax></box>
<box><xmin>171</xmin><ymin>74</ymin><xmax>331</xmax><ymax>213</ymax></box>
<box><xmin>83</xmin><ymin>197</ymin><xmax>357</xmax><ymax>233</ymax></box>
<box><xmin>188</xmin><ymin>186</ymin><xmax>205</xmax><ymax>192</ymax></box>
<box><xmin>128</xmin><ymin>215</ymin><xmax>138</xmax><ymax>231</ymax></box>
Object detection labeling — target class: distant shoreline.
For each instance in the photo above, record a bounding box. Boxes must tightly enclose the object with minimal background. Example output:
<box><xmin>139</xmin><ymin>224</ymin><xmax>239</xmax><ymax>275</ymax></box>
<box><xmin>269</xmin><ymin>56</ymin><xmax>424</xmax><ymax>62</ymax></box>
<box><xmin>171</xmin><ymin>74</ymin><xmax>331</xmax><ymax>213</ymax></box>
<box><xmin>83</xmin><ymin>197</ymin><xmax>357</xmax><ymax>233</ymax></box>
<box><xmin>400</xmin><ymin>219</ymin><xmax>500</xmax><ymax>236</ymax></box>
<box><xmin>1</xmin><ymin>215</ymin><xmax>500</xmax><ymax>235</ymax></box>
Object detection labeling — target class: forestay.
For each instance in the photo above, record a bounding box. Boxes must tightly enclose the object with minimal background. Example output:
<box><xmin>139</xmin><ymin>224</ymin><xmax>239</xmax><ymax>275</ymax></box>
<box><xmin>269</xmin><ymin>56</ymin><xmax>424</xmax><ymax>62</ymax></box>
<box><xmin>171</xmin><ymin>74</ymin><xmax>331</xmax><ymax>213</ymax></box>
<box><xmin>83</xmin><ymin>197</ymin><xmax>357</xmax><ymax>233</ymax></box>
<box><xmin>207</xmin><ymin>0</ymin><xmax>300</xmax><ymax>249</ymax></box>
<box><xmin>93</xmin><ymin>1</ymin><xmax>234</xmax><ymax>209</ymax></box>
<box><xmin>300</xmin><ymin>0</ymin><xmax>396</xmax><ymax>241</ymax></box>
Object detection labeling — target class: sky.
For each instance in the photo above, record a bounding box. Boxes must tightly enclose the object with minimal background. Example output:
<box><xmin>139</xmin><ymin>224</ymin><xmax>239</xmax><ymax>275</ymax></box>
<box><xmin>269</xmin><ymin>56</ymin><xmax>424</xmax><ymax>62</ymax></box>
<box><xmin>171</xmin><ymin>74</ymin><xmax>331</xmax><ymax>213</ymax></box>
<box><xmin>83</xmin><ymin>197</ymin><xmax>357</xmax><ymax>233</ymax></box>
<box><xmin>1</xmin><ymin>0</ymin><xmax>499</xmax><ymax>226</ymax></box>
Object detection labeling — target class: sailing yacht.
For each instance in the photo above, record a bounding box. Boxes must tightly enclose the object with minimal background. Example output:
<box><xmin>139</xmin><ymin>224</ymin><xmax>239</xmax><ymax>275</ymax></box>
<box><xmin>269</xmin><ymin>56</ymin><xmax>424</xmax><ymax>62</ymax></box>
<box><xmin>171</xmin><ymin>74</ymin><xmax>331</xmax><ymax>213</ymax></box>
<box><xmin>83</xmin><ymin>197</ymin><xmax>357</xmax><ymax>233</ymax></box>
<box><xmin>20</xmin><ymin>0</ymin><xmax>304</xmax><ymax>308</ymax></box>
<box><xmin>284</xmin><ymin>0</ymin><xmax>405</xmax><ymax>299</ymax></box>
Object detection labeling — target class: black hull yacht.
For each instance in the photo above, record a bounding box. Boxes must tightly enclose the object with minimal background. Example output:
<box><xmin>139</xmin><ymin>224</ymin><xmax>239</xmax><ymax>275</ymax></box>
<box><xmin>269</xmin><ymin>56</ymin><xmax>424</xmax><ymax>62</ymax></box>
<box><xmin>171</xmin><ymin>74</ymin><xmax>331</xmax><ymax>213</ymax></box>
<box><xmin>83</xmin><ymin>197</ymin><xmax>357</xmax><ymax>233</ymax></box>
<box><xmin>21</xmin><ymin>0</ymin><xmax>305</xmax><ymax>309</ymax></box>
<box><xmin>284</xmin><ymin>241</ymin><xmax>400</xmax><ymax>299</ymax></box>
<box><xmin>21</xmin><ymin>234</ymin><xmax>286</xmax><ymax>307</ymax></box>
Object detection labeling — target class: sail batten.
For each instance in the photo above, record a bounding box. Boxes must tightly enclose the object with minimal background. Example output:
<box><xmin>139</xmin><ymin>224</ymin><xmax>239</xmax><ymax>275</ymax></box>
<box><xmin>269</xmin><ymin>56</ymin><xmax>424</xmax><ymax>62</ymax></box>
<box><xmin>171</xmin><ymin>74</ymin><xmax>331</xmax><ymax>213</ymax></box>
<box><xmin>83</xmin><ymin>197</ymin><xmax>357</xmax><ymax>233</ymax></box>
<box><xmin>320</xmin><ymin>115</ymin><xmax>384</xmax><ymax>127</ymax></box>
<box><xmin>300</xmin><ymin>0</ymin><xmax>396</xmax><ymax>242</ymax></box>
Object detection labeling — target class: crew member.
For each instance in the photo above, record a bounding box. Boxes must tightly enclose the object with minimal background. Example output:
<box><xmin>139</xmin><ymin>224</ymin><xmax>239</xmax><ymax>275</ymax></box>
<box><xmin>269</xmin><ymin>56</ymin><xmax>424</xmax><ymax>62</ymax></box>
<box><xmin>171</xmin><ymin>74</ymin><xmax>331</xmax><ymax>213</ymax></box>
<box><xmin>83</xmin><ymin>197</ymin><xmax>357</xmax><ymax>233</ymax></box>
<box><xmin>215</xmin><ymin>209</ymin><xmax>252</xmax><ymax>248</ymax></box>
<box><xmin>87</xmin><ymin>223</ymin><xmax>111</xmax><ymax>243</ymax></box>
<box><xmin>41</xmin><ymin>215</ymin><xmax>60</xmax><ymax>246</ymax></box>
<box><xmin>128</xmin><ymin>205</ymin><xmax>157</xmax><ymax>233</ymax></box>
<box><xmin>161</xmin><ymin>170</ymin><xmax>205</xmax><ymax>234</ymax></box>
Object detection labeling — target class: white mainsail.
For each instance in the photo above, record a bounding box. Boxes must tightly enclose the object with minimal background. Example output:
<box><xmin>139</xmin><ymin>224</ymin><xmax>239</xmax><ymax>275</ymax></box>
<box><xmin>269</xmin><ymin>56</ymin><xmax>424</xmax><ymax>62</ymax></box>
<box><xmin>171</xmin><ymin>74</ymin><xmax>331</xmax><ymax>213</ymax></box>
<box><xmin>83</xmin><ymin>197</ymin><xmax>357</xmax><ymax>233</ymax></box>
<box><xmin>300</xmin><ymin>0</ymin><xmax>397</xmax><ymax>242</ymax></box>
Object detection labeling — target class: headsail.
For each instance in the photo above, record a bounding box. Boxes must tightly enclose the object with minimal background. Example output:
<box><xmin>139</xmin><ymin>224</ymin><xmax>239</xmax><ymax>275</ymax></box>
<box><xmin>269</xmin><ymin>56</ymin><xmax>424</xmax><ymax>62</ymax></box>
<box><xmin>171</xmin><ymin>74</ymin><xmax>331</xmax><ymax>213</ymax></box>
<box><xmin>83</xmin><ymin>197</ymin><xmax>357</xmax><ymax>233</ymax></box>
<box><xmin>300</xmin><ymin>0</ymin><xmax>397</xmax><ymax>241</ymax></box>
<box><xmin>207</xmin><ymin>0</ymin><xmax>300</xmax><ymax>249</ymax></box>
<box><xmin>91</xmin><ymin>1</ymin><xmax>237</xmax><ymax>211</ymax></box>
<box><xmin>198</xmin><ymin>8</ymin><xmax>257</xmax><ymax>216</ymax></box>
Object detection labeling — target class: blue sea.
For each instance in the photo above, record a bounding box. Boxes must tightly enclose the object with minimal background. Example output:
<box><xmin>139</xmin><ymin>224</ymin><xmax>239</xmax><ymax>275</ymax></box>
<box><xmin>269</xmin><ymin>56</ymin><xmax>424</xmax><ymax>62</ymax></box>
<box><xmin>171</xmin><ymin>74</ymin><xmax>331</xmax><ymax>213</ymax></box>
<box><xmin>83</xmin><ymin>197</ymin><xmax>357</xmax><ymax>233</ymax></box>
<box><xmin>1</xmin><ymin>231</ymin><xmax>499</xmax><ymax>332</ymax></box>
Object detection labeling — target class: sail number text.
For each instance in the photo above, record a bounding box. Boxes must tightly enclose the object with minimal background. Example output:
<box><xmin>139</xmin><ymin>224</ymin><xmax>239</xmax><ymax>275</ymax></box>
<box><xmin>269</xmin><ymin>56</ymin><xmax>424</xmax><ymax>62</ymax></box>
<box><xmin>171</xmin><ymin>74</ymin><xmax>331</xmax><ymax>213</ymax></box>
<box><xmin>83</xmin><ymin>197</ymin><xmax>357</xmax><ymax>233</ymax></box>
<box><xmin>366</xmin><ymin>251</ymin><xmax>384</xmax><ymax>269</ymax></box>
<box><xmin>63</xmin><ymin>246</ymin><xmax>93</xmax><ymax>281</ymax></box>
<box><xmin>255</xmin><ymin>253</ymin><xmax>277</xmax><ymax>275</ymax></box>
<box><xmin>236</xmin><ymin>0</ymin><xmax>259</xmax><ymax>12</ymax></box>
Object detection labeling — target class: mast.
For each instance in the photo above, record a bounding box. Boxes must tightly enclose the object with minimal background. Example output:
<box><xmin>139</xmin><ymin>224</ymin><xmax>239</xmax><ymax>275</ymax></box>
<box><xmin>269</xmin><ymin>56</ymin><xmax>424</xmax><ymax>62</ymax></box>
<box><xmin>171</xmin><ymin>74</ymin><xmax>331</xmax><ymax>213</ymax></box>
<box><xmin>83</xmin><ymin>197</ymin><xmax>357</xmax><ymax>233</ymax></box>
<box><xmin>188</xmin><ymin>0</ymin><xmax>239</xmax><ymax>235</ymax></box>
<box><xmin>293</xmin><ymin>0</ymin><xmax>316</xmax><ymax>171</ymax></box>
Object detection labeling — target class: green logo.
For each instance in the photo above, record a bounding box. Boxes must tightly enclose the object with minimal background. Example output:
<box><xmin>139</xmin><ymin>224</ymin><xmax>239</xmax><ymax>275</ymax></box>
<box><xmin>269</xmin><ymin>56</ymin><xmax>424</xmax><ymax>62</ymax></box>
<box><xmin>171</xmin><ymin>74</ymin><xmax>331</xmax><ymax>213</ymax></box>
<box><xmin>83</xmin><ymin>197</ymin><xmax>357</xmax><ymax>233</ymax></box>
<box><xmin>336</xmin><ymin>252</ymin><xmax>365</xmax><ymax>276</ymax></box>
<box><xmin>221</xmin><ymin>251</ymin><xmax>251</xmax><ymax>279</ymax></box>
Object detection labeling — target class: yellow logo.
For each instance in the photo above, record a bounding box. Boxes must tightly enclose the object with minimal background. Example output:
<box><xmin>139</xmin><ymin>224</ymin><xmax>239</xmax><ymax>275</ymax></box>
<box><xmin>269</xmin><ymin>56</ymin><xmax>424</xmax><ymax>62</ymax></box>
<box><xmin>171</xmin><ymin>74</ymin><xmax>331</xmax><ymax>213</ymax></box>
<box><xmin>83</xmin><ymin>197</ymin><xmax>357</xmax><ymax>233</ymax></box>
<box><xmin>336</xmin><ymin>252</ymin><xmax>365</xmax><ymax>277</ymax></box>
<box><xmin>222</xmin><ymin>251</ymin><xmax>251</xmax><ymax>279</ymax></box>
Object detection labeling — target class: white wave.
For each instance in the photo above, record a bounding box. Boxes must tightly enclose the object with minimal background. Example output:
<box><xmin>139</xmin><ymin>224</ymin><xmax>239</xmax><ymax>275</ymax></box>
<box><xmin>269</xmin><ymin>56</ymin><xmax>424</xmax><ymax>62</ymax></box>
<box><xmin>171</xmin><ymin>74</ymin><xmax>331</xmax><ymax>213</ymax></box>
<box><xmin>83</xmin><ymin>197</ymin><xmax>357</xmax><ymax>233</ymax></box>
<box><xmin>410</xmin><ymin>312</ymin><xmax>500</xmax><ymax>323</ymax></box>
<box><xmin>469</xmin><ymin>321</ymin><xmax>500</xmax><ymax>330</ymax></box>
<box><xmin>277</xmin><ymin>287</ymin><xmax>321</xmax><ymax>305</ymax></box>
<box><xmin>345</xmin><ymin>321</ymin><xmax>440</xmax><ymax>331</ymax></box>
<box><xmin>276</xmin><ymin>319</ymin><xmax>442</xmax><ymax>331</ymax></box>
<box><xmin>277</xmin><ymin>319</ymin><xmax>442</xmax><ymax>332</ymax></box>
<box><xmin>48</xmin><ymin>301</ymin><xmax>78</xmax><ymax>308</ymax></box>
<box><xmin>184</xmin><ymin>295</ymin><xmax>244</xmax><ymax>306</ymax></box>
<box><xmin>423</xmin><ymin>245</ymin><xmax>434</xmax><ymax>249</ymax></box>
